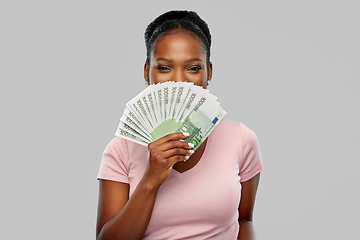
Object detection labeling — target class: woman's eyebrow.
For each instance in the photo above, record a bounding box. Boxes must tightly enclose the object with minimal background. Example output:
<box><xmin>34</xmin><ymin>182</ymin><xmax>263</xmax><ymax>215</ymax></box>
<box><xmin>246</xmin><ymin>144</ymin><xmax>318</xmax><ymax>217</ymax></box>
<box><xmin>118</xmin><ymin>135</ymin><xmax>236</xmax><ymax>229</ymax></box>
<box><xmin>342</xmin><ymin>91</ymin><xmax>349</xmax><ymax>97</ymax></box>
<box><xmin>155</xmin><ymin>57</ymin><xmax>203</xmax><ymax>63</ymax></box>
<box><xmin>185</xmin><ymin>58</ymin><xmax>203</xmax><ymax>63</ymax></box>
<box><xmin>156</xmin><ymin>57</ymin><xmax>171</xmax><ymax>62</ymax></box>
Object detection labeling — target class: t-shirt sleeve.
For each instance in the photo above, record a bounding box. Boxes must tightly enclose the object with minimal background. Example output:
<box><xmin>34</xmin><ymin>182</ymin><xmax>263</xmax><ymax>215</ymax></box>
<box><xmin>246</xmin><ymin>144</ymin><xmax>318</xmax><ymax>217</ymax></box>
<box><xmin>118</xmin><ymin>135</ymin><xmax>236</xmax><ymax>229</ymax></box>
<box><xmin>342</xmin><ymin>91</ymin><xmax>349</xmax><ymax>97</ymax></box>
<box><xmin>97</xmin><ymin>137</ymin><xmax>130</xmax><ymax>184</ymax></box>
<box><xmin>239</xmin><ymin>123</ymin><xmax>264</xmax><ymax>182</ymax></box>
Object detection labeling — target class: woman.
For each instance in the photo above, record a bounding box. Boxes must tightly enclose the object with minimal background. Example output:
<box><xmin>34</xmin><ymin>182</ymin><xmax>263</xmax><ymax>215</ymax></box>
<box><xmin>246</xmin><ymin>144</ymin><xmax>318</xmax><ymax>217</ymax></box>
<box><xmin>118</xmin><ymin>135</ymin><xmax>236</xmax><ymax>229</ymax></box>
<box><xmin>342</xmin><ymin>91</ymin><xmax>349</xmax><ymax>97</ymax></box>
<box><xmin>96</xmin><ymin>10</ymin><xmax>263</xmax><ymax>240</ymax></box>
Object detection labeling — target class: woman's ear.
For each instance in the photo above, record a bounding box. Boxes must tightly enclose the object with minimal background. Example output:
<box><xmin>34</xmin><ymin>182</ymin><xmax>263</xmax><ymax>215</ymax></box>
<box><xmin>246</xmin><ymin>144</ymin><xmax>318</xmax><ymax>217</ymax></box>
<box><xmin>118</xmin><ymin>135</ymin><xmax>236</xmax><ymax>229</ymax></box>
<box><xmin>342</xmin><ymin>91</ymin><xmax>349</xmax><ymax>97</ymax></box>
<box><xmin>207</xmin><ymin>62</ymin><xmax>213</xmax><ymax>80</ymax></box>
<box><xmin>144</xmin><ymin>62</ymin><xmax>150</xmax><ymax>85</ymax></box>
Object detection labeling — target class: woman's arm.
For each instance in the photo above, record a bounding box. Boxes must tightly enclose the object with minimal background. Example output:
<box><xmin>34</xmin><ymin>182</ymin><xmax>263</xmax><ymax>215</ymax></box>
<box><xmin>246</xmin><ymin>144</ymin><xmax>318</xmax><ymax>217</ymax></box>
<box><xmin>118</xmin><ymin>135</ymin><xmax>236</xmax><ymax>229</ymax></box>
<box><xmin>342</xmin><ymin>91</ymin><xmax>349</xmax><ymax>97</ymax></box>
<box><xmin>96</xmin><ymin>177</ymin><xmax>159</xmax><ymax>240</ymax></box>
<box><xmin>237</xmin><ymin>172</ymin><xmax>261</xmax><ymax>240</ymax></box>
<box><xmin>96</xmin><ymin>132</ymin><xmax>193</xmax><ymax>240</ymax></box>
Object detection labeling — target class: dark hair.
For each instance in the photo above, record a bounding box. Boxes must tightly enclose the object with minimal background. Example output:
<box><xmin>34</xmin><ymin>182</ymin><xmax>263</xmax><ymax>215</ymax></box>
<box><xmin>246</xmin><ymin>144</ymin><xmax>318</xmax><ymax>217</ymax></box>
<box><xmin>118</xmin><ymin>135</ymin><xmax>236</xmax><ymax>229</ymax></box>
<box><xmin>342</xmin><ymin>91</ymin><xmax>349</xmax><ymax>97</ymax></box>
<box><xmin>145</xmin><ymin>10</ymin><xmax>211</xmax><ymax>65</ymax></box>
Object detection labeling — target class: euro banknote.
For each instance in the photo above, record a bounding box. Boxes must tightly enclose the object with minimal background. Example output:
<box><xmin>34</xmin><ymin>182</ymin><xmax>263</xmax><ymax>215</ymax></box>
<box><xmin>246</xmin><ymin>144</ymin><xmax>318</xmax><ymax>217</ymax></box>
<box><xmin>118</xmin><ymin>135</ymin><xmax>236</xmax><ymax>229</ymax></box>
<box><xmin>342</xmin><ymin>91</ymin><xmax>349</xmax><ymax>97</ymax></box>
<box><xmin>115</xmin><ymin>82</ymin><xmax>226</xmax><ymax>151</ymax></box>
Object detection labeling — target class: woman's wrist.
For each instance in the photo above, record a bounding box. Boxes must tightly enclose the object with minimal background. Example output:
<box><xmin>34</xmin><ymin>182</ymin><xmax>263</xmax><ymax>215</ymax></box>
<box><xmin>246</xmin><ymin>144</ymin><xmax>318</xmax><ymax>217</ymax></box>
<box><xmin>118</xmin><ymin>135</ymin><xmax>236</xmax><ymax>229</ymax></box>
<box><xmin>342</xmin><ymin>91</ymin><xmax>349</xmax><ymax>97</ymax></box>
<box><xmin>140</xmin><ymin>173</ymin><xmax>162</xmax><ymax>194</ymax></box>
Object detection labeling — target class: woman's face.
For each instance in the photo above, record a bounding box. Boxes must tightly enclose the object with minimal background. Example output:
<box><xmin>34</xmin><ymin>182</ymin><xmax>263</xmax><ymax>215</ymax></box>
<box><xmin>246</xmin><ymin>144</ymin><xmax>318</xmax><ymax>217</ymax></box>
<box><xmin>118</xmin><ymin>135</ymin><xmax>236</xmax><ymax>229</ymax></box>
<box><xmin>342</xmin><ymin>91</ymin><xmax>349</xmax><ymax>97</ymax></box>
<box><xmin>144</xmin><ymin>29</ymin><xmax>212</xmax><ymax>89</ymax></box>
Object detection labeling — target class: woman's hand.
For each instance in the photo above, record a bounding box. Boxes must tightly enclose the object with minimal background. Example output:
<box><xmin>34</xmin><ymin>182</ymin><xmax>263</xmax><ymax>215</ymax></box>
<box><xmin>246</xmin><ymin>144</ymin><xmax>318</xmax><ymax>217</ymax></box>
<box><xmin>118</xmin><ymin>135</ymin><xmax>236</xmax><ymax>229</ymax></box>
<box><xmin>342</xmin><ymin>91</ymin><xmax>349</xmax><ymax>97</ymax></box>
<box><xmin>144</xmin><ymin>132</ymin><xmax>194</xmax><ymax>188</ymax></box>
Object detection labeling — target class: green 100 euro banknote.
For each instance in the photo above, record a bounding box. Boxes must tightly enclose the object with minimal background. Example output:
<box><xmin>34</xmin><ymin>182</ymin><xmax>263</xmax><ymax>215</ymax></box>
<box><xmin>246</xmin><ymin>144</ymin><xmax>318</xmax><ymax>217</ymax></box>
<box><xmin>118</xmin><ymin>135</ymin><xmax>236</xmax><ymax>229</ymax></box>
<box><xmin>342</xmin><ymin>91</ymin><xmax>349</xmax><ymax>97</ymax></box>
<box><xmin>115</xmin><ymin>82</ymin><xmax>226</xmax><ymax>151</ymax></box>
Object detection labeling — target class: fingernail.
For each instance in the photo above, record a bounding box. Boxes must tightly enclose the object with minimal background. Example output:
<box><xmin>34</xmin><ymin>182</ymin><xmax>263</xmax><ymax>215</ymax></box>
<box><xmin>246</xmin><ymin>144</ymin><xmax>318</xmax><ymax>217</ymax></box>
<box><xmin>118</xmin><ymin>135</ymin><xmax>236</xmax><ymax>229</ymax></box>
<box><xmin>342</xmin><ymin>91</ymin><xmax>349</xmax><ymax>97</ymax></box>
<box><xmin>182</xmin><ymin>132</ymin><xmax>189</xmax><ymax>136</ymax></box>
<box><xmin>185</xmin><ymin>155</ymin><xmax>190</xmax><ymax>160</ymax></box>
<box><xmin>188</xmin><ymin>142</ymin><xmax>194</xmax><ymax>148</ymax></box>
<box><xmin>188</xmin><ymin>150</ymin><xmax>194</xmax><ymax>154</ymax></box>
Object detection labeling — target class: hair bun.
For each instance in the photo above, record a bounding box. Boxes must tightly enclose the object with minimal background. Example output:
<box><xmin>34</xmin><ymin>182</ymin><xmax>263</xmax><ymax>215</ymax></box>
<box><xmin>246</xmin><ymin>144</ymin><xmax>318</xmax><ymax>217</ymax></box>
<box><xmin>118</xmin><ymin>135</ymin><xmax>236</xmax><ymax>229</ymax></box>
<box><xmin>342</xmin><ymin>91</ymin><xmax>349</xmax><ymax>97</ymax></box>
<box><xmin>145</xmin><ymin>10</ymin><xmax>211</xmax><ymax>48</ymax></box>
<box><xmin>145</xmin><ymin>10</ymin><xmax>211</xmax><ymax>64</ymax></box>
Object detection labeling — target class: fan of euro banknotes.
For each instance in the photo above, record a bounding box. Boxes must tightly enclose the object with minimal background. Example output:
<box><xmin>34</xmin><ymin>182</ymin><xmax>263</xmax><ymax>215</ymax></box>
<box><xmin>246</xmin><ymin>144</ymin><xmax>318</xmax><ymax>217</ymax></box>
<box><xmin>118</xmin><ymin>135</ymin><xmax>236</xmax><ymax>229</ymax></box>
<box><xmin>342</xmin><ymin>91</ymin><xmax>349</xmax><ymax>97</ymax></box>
<box><xmin>115</xmin><ymin>82</ymin><xmax>226</xmax><ymax>151</ymax></box>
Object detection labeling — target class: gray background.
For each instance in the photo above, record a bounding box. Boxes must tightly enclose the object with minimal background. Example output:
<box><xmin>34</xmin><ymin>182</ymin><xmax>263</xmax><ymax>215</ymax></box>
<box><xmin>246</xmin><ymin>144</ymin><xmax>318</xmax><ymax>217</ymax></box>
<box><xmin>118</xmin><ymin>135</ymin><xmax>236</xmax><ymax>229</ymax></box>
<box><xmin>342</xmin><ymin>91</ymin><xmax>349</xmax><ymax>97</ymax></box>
<box><xmin>1</xmin><ymin>1</ymin><xmax>359</xmax><ymax>239</ymax></box>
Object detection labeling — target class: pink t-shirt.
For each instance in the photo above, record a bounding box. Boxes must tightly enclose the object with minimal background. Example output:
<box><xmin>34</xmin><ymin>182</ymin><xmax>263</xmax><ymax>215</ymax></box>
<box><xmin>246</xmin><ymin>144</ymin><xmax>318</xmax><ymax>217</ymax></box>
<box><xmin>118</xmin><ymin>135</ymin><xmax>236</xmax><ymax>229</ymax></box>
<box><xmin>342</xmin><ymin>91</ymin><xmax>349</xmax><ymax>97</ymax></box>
<box><xmin>97</xmin><ymin>119</ymin><xmax>263</xmax><ymax>239</ymax></box>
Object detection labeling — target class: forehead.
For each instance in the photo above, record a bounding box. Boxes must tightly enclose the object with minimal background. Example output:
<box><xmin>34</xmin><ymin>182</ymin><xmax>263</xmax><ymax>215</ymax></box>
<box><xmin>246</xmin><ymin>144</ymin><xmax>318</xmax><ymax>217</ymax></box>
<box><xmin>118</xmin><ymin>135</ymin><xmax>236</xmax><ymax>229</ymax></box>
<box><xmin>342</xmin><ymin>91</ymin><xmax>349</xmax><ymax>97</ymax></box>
<box><xmin>152</xmin><ymin>29</ymin><xmax>206</xmax><ymax>60</ymax></box>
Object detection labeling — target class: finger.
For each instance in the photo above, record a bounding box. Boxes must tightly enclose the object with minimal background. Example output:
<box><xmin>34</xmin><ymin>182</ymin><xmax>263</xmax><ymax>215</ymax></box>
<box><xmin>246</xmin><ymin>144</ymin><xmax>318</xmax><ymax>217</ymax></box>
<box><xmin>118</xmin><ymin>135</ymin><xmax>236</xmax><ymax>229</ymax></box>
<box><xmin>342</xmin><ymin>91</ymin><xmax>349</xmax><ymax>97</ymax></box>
<box><xmin>157</xmin><ymin>140</ymin><xmax>194</xmax><ymax>152</ymax></box>
<box><xmin>167</xmin><ymin>154</ymin><xmax>191</xmax><ymax>166</ymax></box>
<box><xmin>148</xmin><ymin>141</ymin><xmax>192</xmax><ymax>163</ymax></box>
<box><xmin>158</xmin><ymin>147</ymin><xmax>194</xmax><ymax>160</ymax></box>
<box><xmin>150</xmin><ymin>132</ymin><xmax>190</xmax><ymax>147</ymax></box>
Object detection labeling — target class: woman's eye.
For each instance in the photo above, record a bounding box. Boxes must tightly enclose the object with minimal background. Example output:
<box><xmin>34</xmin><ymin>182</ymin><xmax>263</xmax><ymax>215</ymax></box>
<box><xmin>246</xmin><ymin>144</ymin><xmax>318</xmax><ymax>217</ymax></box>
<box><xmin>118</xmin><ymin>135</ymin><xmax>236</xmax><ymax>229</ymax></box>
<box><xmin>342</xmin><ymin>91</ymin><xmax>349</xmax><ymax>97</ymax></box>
<box><xmin>156</xmin><ymin>66</ymin><xmax>170</xmax><ymax>71</ymax></box>
<box><xmin>188</xmin><ymin>66</ymin><xmax>202</xmax><ymax>71</ymax></box>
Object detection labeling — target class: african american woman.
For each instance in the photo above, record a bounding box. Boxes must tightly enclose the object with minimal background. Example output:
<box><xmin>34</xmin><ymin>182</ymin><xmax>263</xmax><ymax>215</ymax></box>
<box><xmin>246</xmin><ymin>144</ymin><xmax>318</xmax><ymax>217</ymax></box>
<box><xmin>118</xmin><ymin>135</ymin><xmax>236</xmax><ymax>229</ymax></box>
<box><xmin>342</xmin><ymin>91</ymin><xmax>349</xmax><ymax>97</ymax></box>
<box><xmin>96</xmin><ymin>10</ymin><xmax>264</xmax><ymax>240</ymax></box>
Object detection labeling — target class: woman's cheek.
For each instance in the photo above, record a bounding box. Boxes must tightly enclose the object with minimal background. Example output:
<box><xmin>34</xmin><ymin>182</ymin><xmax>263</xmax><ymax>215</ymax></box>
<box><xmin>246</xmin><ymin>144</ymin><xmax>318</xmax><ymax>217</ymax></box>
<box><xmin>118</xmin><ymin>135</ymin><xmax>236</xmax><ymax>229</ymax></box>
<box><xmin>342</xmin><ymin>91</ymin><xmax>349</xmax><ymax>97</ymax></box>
<box><xmin>188</xmin><ymin>73</ymin><xmax>207</xmax><ymax>87</ymax></box>
<box><xmin>151</xmin><ymin>72</ymin><xmax>167</xmax><ymax>84</ymax></box>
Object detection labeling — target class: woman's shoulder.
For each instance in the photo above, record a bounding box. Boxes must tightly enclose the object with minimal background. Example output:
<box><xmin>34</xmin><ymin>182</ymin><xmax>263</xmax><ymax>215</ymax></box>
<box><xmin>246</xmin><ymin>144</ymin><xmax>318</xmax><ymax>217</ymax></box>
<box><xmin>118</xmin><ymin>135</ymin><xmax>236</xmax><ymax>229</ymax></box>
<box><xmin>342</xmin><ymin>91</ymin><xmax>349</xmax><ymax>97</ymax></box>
<box><xmin>214</xmin><ymin>119</ymin><xmax>260</xmax><ymax>154</ymax></box>
<box><xmin>217</xmin><ymin>119</ymin><xmax>258</xmax><ymax>139</ymax></box>
<box><xmin>105</xmin><ymin>136</ymin><xmax>146</xmax><ymax>159</ymax></box>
